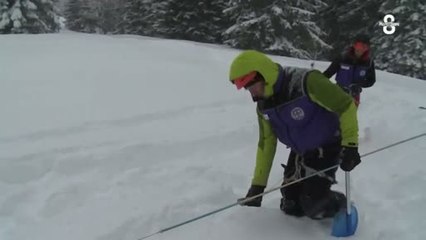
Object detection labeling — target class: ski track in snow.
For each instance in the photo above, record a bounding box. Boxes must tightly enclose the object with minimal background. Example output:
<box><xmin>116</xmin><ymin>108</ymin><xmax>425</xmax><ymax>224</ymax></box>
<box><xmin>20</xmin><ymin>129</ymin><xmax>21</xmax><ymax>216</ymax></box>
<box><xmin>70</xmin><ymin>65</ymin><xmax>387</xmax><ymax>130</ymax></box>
<box><xmin>0</xmin><ymin>98</ymin><xmax>246</xmax><ymax>144</ymax></box>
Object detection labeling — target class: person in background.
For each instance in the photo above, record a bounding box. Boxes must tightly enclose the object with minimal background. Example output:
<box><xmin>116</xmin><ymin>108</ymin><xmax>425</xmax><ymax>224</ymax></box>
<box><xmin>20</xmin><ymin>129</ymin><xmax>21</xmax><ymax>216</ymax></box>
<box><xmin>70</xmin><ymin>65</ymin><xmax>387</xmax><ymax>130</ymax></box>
<box><xmin>323</xmin><ymin>34</ymin><xmax>376</xmax><ymax>106</ymax></box>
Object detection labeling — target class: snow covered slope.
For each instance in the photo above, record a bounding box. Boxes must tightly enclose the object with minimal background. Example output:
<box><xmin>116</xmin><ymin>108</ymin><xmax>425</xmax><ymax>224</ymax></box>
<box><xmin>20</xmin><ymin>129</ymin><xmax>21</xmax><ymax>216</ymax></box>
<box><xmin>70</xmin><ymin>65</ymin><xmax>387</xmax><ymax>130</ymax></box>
<box><xmin>0</xmin><ymin>32</ymin><xmax>425</xmax><ymax>240</ymax></box>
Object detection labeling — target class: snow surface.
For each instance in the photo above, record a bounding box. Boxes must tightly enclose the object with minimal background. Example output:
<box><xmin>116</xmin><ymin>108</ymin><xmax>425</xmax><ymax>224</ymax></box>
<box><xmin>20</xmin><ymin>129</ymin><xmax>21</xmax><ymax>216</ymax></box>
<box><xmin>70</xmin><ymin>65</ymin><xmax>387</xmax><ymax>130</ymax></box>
<box><xmin>0</xmin><ymin>32</ymin><xmax>426</xmax><ymax>240</ymax></box>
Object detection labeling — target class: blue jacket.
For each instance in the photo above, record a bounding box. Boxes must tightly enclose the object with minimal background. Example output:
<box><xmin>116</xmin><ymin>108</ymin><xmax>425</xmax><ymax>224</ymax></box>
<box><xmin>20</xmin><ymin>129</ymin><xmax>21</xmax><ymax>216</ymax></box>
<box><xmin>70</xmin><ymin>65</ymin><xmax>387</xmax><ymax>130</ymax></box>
<box><xmin>323</xmin><ymin>48</ymin><xmax>376</xmax><ymax>94</ymax></box>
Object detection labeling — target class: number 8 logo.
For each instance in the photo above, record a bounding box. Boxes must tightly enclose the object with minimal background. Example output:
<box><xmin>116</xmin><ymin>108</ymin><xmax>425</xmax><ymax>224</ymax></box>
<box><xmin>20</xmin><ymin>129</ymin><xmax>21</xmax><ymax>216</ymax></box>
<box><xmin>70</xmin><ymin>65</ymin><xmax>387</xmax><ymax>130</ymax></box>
<box><xmin>383</xmin><ymin>14</ymin><xmax>396</xmax><ymax>35</ymax></box>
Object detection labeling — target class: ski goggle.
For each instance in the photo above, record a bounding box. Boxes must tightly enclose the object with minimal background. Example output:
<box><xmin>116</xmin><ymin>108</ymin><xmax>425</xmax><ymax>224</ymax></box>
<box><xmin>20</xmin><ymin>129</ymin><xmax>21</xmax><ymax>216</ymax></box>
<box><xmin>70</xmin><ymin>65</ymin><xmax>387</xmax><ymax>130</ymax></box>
<box><xmin>353</xmin><ymin>41</ymin><xmax>369</xmax><ymax>52</ymax></box>
<box><xmin>232</xmin><ymin>71</ymin><xmax>260</xmax><ymax>90</ymax></box>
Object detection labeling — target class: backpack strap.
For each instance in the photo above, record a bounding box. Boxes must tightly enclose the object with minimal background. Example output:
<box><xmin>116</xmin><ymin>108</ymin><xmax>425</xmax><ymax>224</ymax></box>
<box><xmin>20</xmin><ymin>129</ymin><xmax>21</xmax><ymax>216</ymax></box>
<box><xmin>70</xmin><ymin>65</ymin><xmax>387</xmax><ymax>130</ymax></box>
<box><xmin>273</xmin><ymin>64</ymin><xmax>287</xmax><ymax>95</ymax></box>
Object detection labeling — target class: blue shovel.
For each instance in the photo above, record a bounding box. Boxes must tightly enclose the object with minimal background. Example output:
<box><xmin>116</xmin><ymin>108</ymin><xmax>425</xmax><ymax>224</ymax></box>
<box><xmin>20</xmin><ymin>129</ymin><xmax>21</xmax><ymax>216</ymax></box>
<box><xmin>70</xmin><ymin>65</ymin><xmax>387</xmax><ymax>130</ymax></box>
<box><xmin>331</xmin><ymin>172</ymin><xmax>358</xmax><ymax>237</ymax></box>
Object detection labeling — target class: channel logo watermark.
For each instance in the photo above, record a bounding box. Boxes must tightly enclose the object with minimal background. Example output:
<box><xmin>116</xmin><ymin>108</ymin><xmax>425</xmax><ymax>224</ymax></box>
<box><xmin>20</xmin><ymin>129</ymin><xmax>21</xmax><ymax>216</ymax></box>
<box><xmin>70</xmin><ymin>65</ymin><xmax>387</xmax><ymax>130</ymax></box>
<box><xmin>379</xmin><ymin>14</ymin><xmax>400</xmax><ymax>35</ymax></box>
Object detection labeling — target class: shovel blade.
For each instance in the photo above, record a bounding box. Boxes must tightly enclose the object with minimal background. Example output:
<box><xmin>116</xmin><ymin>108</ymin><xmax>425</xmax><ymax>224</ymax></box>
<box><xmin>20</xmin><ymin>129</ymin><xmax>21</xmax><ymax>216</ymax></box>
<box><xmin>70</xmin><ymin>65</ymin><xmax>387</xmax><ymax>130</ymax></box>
<box><xmin>331</xmin><ymin>205</ymin><xmax>358</xmax><ymax>237</ymax></box>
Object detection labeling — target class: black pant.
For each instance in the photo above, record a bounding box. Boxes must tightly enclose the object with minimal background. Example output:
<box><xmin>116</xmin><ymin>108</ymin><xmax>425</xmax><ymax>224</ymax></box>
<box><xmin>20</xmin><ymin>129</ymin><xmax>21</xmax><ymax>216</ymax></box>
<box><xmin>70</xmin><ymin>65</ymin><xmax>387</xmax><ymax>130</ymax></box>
<box><xmin>281</xmin><ymin>143</ymin><xmax>342</xmax><ymax>218</ymax></box>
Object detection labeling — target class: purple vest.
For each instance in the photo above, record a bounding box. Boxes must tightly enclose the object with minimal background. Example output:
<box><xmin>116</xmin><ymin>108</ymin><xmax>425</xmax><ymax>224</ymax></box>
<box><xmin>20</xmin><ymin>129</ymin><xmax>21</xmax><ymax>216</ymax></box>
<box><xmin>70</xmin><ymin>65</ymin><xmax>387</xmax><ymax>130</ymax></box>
<box><xmin>335</xmin><ymin>64</ymin><xmax>369</xmax><ymax>88</ymax></box>
<box><xmin>259</xmin><ymin>68</ymin><xmax>340</xmax><ymax>154</ymax></box>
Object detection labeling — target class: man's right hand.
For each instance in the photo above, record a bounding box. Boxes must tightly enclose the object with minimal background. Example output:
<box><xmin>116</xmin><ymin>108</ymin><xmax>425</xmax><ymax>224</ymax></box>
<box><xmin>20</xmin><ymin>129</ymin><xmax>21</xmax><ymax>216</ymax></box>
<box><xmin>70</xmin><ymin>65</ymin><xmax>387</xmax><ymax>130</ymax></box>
<box><xmin>339</xmin><ymin>146</ymin><xmax>361</xmax><ymax>171</ymax></box>
<box><xmin>238</xmin><ymin>185</ymin><xmax>266</xmax><ymax>207</ymax></box>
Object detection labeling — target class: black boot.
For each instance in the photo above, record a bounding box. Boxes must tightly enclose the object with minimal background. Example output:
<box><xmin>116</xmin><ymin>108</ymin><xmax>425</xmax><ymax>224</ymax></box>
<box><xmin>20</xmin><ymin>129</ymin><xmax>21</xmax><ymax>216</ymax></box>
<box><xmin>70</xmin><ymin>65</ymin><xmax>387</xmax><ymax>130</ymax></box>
<box><xmin>321</xmin><ymin>191</ymin><xmax>347</xmax><ymax>218</ymax></box>
<box><xmin>299</xmin><ymin>191</ymin><xmax>346</xmax><ymax>219</ymax></box>
<box><xmin>280</xmin><ymin>198</ymin><xmax>305</xmax><ymax>217</ymax></box>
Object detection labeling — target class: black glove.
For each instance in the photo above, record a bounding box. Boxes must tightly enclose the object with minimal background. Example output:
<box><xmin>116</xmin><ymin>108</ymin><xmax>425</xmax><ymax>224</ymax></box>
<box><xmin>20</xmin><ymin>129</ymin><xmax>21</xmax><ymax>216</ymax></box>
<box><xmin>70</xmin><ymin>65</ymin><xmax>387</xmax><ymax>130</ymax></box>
<box><xmin>348</xmin><ymin>84</ymin><xmax>362</xmax><ymax>96</ymax></box>
<box><xmin>238</xmin><ymin>185</ymin><xmax>265</xmax><ymax>207</ymax></box>
<box><xmin>339</xmin><ymin>146</ymin><xmax>361</xmax><ymax>171</ymax></box>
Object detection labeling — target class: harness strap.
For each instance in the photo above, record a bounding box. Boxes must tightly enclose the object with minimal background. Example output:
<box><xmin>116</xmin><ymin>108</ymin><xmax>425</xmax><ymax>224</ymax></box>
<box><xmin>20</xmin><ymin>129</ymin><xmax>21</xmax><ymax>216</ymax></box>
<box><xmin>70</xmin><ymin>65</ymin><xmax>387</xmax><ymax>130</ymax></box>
<box><xmin>284</xmin><ymin>148</ymin><xmax>337</xmax><ymax>184</ymax></box>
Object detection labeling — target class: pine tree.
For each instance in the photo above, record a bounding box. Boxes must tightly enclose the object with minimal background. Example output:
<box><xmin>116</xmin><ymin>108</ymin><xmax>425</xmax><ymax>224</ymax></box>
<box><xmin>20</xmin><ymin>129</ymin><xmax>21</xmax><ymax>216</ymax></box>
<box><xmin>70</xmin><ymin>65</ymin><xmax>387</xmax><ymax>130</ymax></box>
<box><xmin>64</xmin><ymin>0</ymin><xmax>79</xmax><ymax>30</ymax></box>
<box><xmin>191</xmin><ymin>0</ymin><xmax>229</xmax><ymax>43</ymax></box>
<box><xmin>157</xmin><ymin>0</ymin><xmax>228</xmax><ymax>43</ymax></box>
<box><xmin>319</xmin><ymin>0</ymin><xmax>381</xmax><ymax>58</ymax></box>
<box><xmin>2</xmin><ymin>0</ymin><xmax>60</xmax><ymax>33</ymax></box>
<box><xmin>8</xmin><ymin>0</ymin><xmax>27</xmax><ymax>33</ymax></box>
<box><xmin>223</xmin><ymin>0</ymin><xmax>329</xmax><ymax>59</ymax></box>
<box><xmin>287</xmin><ymin>0</ymin><xmax>329</xmax><ymax>59</ymax></box>
<box><xmin>373</xmin><ymin>1</ymin><xmax>426</xmax><ymax>80</ymax></box>
<box><xmin>36</xmin><ymin>0</ymin><xmax>60</xmax><ymax>33</ymax></box>
<box><xmin>119</xmin><ymin>0</ymin><xmax>151</xmax><ymax>35</ymax></box>
<box><xmin>0</xmin><ymin>0</ymin><xmax>11</xmax><ymax>33</ymax></box>
<box><xmin>64</xmin><ymin>0</ymin><xmax>77</xmax><ymax>30</ymax></box>
<box><xmin>65</xmin><ymin>0</ymin><xmax>100</xmax><ymax>33</ymax></box>
<box><xmin>94</xmin><ymin>0</ymin><xmax>125</xmax><ymax>34</ymax></box>
<box><xmin>118</xmin><ymin>0</ymin><xmax>168</xmax><ymax>37</ymax></box>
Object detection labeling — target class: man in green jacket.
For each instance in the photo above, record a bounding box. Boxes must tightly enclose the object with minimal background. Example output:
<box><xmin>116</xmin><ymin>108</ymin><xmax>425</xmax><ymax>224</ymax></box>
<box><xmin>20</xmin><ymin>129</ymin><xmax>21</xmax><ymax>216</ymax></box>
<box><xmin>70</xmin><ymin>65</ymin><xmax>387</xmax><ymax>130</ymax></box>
<box><xmin>229</xmin><ymin>50</ymin><xmax>361</xmax><ymax>219</ymax></box>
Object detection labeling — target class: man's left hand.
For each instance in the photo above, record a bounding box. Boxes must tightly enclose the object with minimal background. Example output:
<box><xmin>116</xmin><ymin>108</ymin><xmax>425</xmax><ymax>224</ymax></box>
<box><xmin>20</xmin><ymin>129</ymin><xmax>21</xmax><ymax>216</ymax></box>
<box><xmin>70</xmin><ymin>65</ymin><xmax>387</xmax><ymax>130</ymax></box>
<box><xmin>340</xmin><ymin>147</ymin><xmax>361</xmax><ymax>171</ymax></box>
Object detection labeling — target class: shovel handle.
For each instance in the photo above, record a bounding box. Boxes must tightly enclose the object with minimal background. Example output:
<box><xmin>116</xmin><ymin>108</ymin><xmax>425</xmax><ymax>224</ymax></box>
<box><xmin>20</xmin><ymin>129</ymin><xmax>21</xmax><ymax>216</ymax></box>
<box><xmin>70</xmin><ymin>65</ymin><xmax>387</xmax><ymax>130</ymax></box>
<box><xmin>345</xmin><ymin>172</ymin><xmax>351</xmax><ymax>215</ymax></box>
